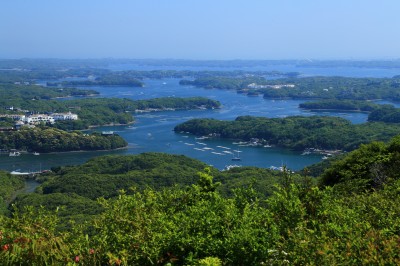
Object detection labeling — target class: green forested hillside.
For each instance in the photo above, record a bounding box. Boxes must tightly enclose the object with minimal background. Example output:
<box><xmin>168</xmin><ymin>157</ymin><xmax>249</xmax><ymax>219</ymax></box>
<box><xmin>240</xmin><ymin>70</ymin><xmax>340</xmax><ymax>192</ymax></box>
<box><xmin>0</xmin><ymin>172</ymin><xmax>24</xmax><ymax>214</ymax></box>
<box><xmin>10</xmin><ymin>153</ymin><xmax>285</xmax><ymax>234</ymax></box>
<box><xmin>36</xmin><ymin>153</ymin><xmax>281</xmax><ymax>201</ymax></box>
<box><xmin>320</xmin><ymin>135</ymin><xmax>400</xmax><ymax>190</ymax></box>
<box><xmin>175</xmin><ymin>115</ymin><xmax>400</xmax><ymax>151</ymax></box>
<box><xmin>40</xmin><ymin>153</ymin><xmax>212</xmax><ymax>199</ymax></box>
<box><xmin>1</xmin><ymin>158</ymin><xmax>399</xmax><ymax>264</ymax></box>
<box><xmin>0</xmin><ymin>136</ymin><xmax>398</xmax><ymax>264</ymax></box>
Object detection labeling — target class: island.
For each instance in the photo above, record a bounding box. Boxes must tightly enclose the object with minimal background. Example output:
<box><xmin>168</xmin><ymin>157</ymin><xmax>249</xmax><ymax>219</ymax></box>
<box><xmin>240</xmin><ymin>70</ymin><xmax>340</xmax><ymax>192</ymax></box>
<box><xmin>61</xmin><ymin>73</ymin><xmax>144</xmax><ymax>87</ymax></box>
<box><xmin>180</xmin><ymin>75</ymin><xmax>400</xmax><ymax>101</ymax></box>
<box><xmin>174</xmin><ymin>115</ymin><xmax>400</xmax><ymax>151</ymax></box>
<box><xmin>299</xmin><ymin>99</ymin><xmax>380</xmax><ymax>112</ymax></box>
<box><xmin>299</xmin><ymin>100</ymin><xmax>400</xmax><ymax>123</ymax></box>
<box><xmin>0</xmin><ymin>127</ymin><xmax>127</xmax><ymax>153</ymax></box>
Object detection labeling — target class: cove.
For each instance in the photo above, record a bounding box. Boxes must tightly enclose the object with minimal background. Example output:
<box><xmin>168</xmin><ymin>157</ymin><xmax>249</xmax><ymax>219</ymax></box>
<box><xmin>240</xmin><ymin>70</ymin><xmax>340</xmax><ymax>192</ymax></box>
<box><xmin>1</xmin><ymin>78</ymin><xmax>370</xmax><ymax>171</ymax></box>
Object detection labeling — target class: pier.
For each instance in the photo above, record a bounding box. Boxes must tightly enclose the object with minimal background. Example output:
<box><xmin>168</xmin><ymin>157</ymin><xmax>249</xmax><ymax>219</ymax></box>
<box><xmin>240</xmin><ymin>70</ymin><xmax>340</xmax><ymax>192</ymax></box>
<box><xmin>10</xmin><ymin>169</ymin><xmax>50</xmax><ymax>177</ymax></box>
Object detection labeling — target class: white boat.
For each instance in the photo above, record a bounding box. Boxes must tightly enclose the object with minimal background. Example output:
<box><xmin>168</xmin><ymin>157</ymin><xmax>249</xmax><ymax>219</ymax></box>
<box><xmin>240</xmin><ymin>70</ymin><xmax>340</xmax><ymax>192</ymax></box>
<box><xmin>9</xmin><ymin>151</ymin><xmax>21</xmax><ymax>157</ymax></box>
<box><xmin>184</xmin><ymin>143</ymin><xmax>194</xmax><ymax>146</ymax></box>
<box><xmin>233</xmin><ymin>141</ymin><xmax>247</xmax><ymax>145</ymax></box>
<box><xmin>231</xmin><ymin>150</ymin><xmax>241</xmax><ymax>161</ymax></box>
<box><xmin>10</xmin><ymin>170</ymin><xmax>30</xmax><ymax>175</ymax></box>
<box><xmin>33</xmin><ymin>152</ymin><xmax>40</xmax><ymax>156</ymax></box>
<box><xmin>217</xmin><ymin>146</ymin><xmax>231</xmax><ymax>150</ymax></box>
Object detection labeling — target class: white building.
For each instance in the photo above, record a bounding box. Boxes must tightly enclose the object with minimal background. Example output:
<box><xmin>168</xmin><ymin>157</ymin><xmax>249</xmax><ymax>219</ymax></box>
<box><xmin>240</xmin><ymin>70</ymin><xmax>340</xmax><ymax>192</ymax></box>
<box><xmin>1</xmin><ymin>111</ymin><xmax>78</xmax><ymax>125</ymax></box>
<box><xmin>25</xmin><ymin>114</ymin><xmax>55</xmax><ymax>124</ymax></box>
<box><xmin>52</xmin><ymin>112</ymin><xmax>78</xmax><ymax>121</ymax></box>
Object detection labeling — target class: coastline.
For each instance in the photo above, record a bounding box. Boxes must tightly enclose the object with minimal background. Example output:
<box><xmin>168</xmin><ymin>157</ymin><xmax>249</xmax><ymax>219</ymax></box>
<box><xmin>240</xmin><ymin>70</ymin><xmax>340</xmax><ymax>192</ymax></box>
<box><xmin>43</xmin><ymin>145</ymin><xmax>128</xmax><ymax>155</ymax></box>
<box><xmin>301</xmin><ymin>108</ymin><xmax>371</xmax><ymax>113</ymax></box>
<box><xmin>86</xmin><ymin>121</ymin><xmax>134</xmax><ymax>129</ymax></box>
<box><xmin>0</xmin><ymin>145</ymin><xmax>128</xmax><ymax>156</ymax></box>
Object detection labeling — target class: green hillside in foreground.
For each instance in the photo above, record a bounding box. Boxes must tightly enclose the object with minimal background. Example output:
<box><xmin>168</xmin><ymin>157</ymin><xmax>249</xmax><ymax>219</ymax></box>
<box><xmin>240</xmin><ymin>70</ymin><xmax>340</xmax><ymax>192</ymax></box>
<box><xmin>0</xmin><ymin>135</ymin><xmax>400</xmax><ymax>265</ymax></box>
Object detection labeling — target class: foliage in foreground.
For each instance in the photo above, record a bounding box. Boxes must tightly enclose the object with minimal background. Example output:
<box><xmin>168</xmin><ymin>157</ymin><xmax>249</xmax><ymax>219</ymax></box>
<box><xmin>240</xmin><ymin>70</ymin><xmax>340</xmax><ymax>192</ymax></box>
<box><xmin>321</xmin><ymin>135</ymin><xmax>400</xmax><ymax>191</ymax></box>
<box><xmin>1</xmin><ymin>168</ymin><xmax>400</xmax><ymax>265</ymax></box>
<box><xmin>0</xmin><ymin>172</ymin><xmax>24</xmax><ymax>214</ymax></box>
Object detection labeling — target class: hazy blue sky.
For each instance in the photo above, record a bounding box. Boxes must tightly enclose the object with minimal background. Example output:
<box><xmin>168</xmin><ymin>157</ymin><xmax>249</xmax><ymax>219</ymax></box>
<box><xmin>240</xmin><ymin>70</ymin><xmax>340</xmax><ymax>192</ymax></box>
<box><xmin>1</xmin><ymin>0</ymin><xmax>399</xmax><ymax>60</ymax></box>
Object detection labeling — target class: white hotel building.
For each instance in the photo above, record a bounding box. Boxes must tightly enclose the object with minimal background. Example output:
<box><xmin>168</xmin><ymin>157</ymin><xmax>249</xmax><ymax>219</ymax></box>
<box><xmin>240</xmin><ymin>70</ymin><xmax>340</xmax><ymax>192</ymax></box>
<box><xmin>52</xmin><ymin>112</ymin><xmax>79</xmax><ymax>121</ymax></box>
<box><xmin>1</xmin><ymin>112</ymin><xmax>78</xmax><ymax>125</ymax></box>
<box><xmin>24</xmin><ymin>114</ymin><xmax>55</xmax><ymax>124</ymax></box>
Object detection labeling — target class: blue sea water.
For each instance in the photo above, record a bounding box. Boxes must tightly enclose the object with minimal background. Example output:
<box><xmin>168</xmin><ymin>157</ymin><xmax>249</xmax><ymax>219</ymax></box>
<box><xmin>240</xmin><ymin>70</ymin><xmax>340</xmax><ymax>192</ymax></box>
<box><xmin>2</xmin><ymin>65</ymin><xmax>399</xmax><ymax>172</ymax></box>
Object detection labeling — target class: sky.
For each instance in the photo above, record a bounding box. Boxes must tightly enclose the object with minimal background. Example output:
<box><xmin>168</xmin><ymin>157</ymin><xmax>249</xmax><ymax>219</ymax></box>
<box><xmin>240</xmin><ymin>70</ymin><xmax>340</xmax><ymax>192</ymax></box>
<box><xmin>1</xmin><ymin>0</ymin><xmax>400</xmax><ymax>60</ymax></box>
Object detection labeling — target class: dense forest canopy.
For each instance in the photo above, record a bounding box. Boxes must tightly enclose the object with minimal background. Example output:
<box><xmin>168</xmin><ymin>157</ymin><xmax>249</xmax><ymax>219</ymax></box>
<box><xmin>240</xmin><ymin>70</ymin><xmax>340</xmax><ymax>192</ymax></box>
<box><xmin>0</xmin><ymin>171</ymin><xmax>24</xmax><ymax>215</ymax></box>
<box><xmin>0</xmin><ymin>84</ymin><xmax>97</xmax><ymax>102</ymax></box>
<box><xmin>1</xmin><ymin>136</ymin><xmax>400</xmax><ymax>264</ymax></box>
<box><xmin>0</xmin><ymin>127</ymin><xmax>127</xmax><ymax>153</ymax></box>
<box><xmin>299</xmin><ymin>99</ymin><xmax>381</xmax><ymax>112</ymax></box>
<box><xmin>299</xmin><ymin>100</ymin><xmax>400</xmax><ymax>123</ymax></box>
<box><xmin>175</xmin><ymin>115</ymin><xmax>400</xmax><ymax>151</ymax></box>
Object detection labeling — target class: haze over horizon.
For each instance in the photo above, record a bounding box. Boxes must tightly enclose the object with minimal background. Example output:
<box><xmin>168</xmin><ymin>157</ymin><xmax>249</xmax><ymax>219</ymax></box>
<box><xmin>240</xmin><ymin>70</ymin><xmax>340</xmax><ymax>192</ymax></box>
<box><xmin>1</xmin><ymin>0</ymin><xmax>400</xmax><ymax>60</ymax></box>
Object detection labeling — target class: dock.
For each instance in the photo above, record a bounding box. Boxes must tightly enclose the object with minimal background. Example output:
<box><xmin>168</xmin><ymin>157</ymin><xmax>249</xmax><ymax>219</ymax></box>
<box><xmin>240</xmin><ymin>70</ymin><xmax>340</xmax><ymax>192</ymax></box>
<box><xmin>10</xmin><ymin>170</ymin><xmax>50</xmax><ymax>177</ymax></box>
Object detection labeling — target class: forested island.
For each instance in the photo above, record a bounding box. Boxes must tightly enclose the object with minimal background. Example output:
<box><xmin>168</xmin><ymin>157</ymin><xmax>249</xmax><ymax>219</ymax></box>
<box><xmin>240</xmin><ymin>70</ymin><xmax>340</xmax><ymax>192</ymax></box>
<box><xmin>0</xmin><ymin>84</ymin><xmax>98</xmax><ymax>102</ymax></box>
<box><xmin>0</xmin><ymin>127</ymin><xmax>127</xmax><ymax>153</ymax></box>
<box><xmin>299</xmin><ymin>99</ymin><xmax>380</xmax><ymax>112</ymax></box>
<box><xmin>175</xmin><ymin>116</ymin><xmax>400</xmax><ymax>151</ymax></box>
<box><xmin>0</xmin><ymin>60</ymin><xmax>297</xmax><ymax>88</ymax></box>
<box><xmin>180</xmin><ymin>76</ymin><xmax>400</xmax><ymax>101</ymax></box>
<box><xmin>1</xmin><ymin>136</ymin><xmax>400</xmax><ymax>264</ymax></box>
<box><xmin>1</xmin><ymin>96</ymin><xmax>220</xmax><ymax>130</ymax></box>
<box><xmin>60</xmin><ymin>73</ymin><xmax>144</xmax><ymax>87</ymax></box>
<box><xmin>0</xmin><ymin>95</ymin><xmax>220</xmax><ymax>151</ymax></box>
<box><xmin>262</xmin><ymin>76</ymin><xmax>400</xmax><ymax>100</ymax></box>
<box><xmin>299</xmin><ymin>100</ymin><xmax>400</xmax><ymax>123</ymax></box>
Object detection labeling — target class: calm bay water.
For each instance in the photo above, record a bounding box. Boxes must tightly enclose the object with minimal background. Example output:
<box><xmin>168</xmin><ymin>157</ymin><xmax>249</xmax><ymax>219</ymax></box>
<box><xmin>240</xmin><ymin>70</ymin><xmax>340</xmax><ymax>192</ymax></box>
<box><xmin>0</xmin><ymin>77</ymin><xmax>372</xmax><ymax>172</ymax></box>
